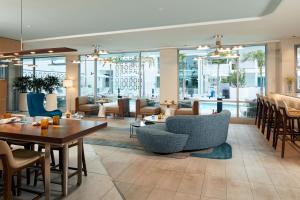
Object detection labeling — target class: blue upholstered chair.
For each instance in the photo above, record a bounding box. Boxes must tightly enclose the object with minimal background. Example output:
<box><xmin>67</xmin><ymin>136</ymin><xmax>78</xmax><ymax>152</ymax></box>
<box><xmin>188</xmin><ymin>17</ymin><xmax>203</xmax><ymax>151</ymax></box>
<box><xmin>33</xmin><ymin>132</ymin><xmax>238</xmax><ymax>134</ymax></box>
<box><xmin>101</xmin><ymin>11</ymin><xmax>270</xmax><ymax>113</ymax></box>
<box><xmin>136</xmin><ymin>110</ymin><xmax>231</xmax><ymax>154</ymax></box>
<box><xmin>27</xmin><ymin>93</ymin><xmax>62</xmax><ymax>117</ymax></box>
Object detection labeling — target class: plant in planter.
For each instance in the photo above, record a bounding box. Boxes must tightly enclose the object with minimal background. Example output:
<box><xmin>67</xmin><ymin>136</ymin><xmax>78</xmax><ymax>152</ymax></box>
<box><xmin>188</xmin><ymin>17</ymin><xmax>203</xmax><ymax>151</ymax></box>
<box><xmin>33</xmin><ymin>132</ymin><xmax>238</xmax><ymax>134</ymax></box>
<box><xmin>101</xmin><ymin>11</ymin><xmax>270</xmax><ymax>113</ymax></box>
<box><xmin>13</xmin><ymin>76</ymin><xmax>32</xmax><ymax>112</ymax></box>
<box><xmin>43</xmin><ymin>76</ymin><xmax>61</xmax><ymax>94</ymax></box>
<box><xmin>43</xmin><ymin>76</ymin><xmax>62</xmax><ymax>111</ymax></box>
<box><xmin>13</xmin><ymin>76</ymin><xmax>32</xmax><ymax>93</ymax></box>
<box><xmin>31</xmin><ymin>78</ymin><xmax>45</xmax><ymax>93</ymax></box>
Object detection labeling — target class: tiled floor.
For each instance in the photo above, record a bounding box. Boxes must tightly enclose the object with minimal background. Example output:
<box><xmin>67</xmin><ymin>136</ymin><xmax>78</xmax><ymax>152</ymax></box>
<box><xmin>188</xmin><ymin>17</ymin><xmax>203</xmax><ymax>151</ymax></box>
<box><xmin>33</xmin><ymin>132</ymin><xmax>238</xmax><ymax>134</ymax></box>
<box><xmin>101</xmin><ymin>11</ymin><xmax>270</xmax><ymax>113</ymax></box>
<box><xmin>92</xmin><ymin>124</ymin><xmax>300</xmax><ymax>200</ymax></box>
<box><xmin>7</xmin><ymin>122</ymin><xmax>300</xmax><ymax>200</ymax></box>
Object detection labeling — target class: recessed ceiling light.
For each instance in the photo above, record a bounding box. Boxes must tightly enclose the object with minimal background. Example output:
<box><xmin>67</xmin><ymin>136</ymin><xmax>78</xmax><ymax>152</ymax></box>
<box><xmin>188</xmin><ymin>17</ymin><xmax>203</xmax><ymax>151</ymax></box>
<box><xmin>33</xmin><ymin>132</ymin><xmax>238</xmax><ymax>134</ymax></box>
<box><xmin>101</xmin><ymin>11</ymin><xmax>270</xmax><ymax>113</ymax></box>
<box><xmin>48</xmin><ymin>50</ymin><xmax>54</xmax><ymax>53</ymax></box>
<box><xmin>72</xmin><ymin>60</ymin><xmax>80</xmax><ymax>64</ymax></box>
<box><xmin>30</xmin><ymin>51</ymin><xmax>36</xmax><ymax>54</ymax></box>
<box><xmin>197</xmin><ymin>45</ymin><xmax>209</xmax><ymax>50</ymax></box>
<box><xmin>14</xmin><ymin>52</ymin><xmax>19</xmax><ymax>56</ymax></box>
<box><xmin>232</xmin><ymin>45</ymin><xmax>243</xmax><ymax>50</ymax></box>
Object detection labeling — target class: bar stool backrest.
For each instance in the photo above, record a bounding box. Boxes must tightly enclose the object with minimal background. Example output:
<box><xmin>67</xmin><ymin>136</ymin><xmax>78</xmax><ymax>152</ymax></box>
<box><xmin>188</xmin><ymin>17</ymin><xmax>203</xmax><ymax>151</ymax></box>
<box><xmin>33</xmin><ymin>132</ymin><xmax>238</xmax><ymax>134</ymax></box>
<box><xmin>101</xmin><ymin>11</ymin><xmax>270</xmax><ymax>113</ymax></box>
<box><xmin>0</xmin><ymin>140</ymin><xmax>15</xmax><ymax>170</ymax></box>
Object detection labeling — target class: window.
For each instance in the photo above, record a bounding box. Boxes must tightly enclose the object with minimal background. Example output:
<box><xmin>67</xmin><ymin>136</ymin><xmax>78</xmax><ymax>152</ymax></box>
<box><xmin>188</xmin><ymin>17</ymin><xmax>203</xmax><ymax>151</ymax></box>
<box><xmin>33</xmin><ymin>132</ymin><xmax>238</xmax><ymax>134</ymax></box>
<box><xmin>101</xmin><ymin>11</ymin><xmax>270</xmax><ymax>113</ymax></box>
<box><xmin>22</xmin><ymin>57</ymin><xmax>67</xmax><ymax>111</ymax></box>
<box><xmin>296</xmin><ymin>46</ymin><xmax>300</xmax><ymax>91</ymax></box>
<box><xmin>179</xmin><ymin>45</ymin><xmax>266</xmax><ymax>118</ymax></box>
<box><xmin>79</xmin><ymin>51</ymin><xmax>160</xmax><ymax>112</ymax></box>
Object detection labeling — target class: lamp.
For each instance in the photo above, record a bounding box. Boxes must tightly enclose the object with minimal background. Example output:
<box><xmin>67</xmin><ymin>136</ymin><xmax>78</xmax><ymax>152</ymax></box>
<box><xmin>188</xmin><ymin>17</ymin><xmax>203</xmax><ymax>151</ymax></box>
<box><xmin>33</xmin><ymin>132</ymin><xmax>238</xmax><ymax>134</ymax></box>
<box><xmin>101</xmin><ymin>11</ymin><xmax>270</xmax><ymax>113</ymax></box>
<box><xmin>63</xmin><ymin>79</ymin><xmax>73</xmax><ymax>118</ymax></box>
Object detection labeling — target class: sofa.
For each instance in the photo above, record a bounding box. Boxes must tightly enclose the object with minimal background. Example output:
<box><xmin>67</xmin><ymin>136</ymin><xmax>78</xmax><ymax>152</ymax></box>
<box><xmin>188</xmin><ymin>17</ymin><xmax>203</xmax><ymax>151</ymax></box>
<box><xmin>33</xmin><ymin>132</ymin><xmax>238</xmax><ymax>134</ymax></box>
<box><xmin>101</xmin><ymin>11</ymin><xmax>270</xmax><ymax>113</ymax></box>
<box><xmin>136</xmin><ymin>110</ymin><xmax>231</xmax><ymax>154</ymax></box>
<box><xmin>75</xmin><ymin>96</ymin><xmax>98</xmax><ymax>115</ymax></box>
<box><xmin>175</xmin><ymin>100</ymin><xmax>199</xmax><ymax>115</ymax></box>
<box><xmin>135</xmin><ymin>99</ymin><xmax>161</xmax><ymax>119</ymax></box>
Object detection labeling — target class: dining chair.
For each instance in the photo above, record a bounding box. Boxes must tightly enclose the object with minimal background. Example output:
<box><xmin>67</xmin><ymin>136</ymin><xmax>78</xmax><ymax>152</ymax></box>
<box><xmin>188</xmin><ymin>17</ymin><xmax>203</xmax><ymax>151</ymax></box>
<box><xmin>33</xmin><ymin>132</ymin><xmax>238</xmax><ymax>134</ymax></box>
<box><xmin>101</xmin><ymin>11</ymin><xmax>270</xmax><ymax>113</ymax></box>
<box><xmin>0</xmin><ymin>140</ymin><xmax>45</xmax><ymax>199</ymax></box>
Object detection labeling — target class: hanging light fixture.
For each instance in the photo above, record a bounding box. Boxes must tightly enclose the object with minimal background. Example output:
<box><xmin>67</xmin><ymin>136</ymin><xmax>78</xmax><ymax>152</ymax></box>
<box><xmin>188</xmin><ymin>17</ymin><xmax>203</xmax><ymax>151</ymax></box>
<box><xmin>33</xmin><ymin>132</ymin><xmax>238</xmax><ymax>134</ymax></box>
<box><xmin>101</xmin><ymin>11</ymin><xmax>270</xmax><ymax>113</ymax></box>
<box><xmin>0</xmin><ymin>0</ymin><xmax>77</xmax><ymax>65</ymax></box>
<box><xmin>197</xmin><ymin>35</ymin><xmax>242</xmax><ymax>59</ymax></box>
<box><xmin>86</xmin><ymin>45</ymin><xmax>109</xmax><ymax>60</ymax></box>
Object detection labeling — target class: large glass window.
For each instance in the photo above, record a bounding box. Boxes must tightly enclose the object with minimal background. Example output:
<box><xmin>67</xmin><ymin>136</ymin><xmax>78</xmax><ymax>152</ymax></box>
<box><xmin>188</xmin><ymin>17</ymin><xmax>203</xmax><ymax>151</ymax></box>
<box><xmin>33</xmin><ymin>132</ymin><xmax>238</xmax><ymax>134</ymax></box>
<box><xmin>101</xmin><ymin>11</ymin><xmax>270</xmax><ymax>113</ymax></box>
<box><xmin>179</xmin><ymin>45</ymin><xmax>266</xmax><ymax>118</ymax></box>
<box><xmin>296</xmin><ymin>46</ymin><xmax>300</xmax><ymax>91</ymax></box>
<box><xmin>80</xmin><ymin>51</ymin><xmax>160</xmax><ymax>112</ymax></box>
<box><xmin>22</xmin><ymin>57</ymin><xmax>66</xmax><ymax>111</ymax></box>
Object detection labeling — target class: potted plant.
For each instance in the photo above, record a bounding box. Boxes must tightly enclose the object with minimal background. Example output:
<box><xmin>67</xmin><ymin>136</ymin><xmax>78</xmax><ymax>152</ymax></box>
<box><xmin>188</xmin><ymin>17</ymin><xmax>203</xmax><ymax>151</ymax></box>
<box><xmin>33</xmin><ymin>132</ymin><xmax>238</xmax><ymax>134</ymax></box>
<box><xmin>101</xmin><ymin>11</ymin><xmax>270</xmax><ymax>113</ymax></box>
<box><xmin>31</xmin><ymin>78</ymin><xmax>45</xmax><ymax>93</ymax></box>
<box><xmin>285</xmin><ymin>76</ymin><xmax>295</xmax><ymax>93</ymax></box>
<box><xmin>13</xmin><ymin>76</ymin><xmax>32</xmax><ymax>112</ymax></box>
<box><xmin>43</xmin><ymin>75</ymin><xmax>61</xmax><ymax>111</ymax></box>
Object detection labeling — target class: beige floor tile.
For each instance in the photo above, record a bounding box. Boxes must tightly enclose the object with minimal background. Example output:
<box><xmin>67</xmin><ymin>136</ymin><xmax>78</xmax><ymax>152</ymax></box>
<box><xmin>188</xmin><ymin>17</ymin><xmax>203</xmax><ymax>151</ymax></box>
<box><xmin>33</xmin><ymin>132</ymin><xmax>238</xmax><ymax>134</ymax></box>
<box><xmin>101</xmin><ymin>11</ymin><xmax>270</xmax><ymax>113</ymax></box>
<box><xmin>167</xmin><ymin>158</ymin><xmax>190</xmax><ymax>172</ymax></box>
<box><xmin>134</xmin><ymin>168</ymin><xmax>165</xmax><ymax>187</ymax></box>
<box><xmin>114</xmin><ymin>181</ymin><xmax>132</xmax><ymax>196</ymax></box>
<box><xmin>251</xmin><ymin>183</ymin><xmax>280</xmax><ymax>200</ymax></box>
<box><xmin>124</xmin><ymin>184</ymin><xmax>154</xmax><ymax>200</ymax></box>
<box><xmin>267</xmin><ymin>171</ymin><xmax>300</xmax><ymax>188</ymax></box>
<box><xmin>205</xmin><ymin>159</ymin><xmax>226</xmax><ymax>178</ymax></box>
<box><xmin>101</xmin><ymin>187</ymin><xmax>123</xmax><ymax>200</ymax></box>
<box><xmin>226</xmin><ymin>166</ymin><xmax>248</xmax><ymax>182</ymax></box>
<box><xmin>156</xmin><ymin>170</ymin><xmax>183</xmax><ymax>191</ymax></box>
<box><xmin>226</xmin><ymin>180</ymin><xmax>252</xmax><ymax>200</ymax></box>
<box><xmin>147</xmin><ymin>188</ymin><xmax>175</xmax><ymax>200</ymax></box>
<box><xmin>202</xmin><ymin>175</ymin><xmax>227</xmax><ymax>200</ymax></box>
<box><xmin>177</xmin><ymin>173</ymin><xmax>205</xmax><ymax>196</ymax></box>
<box><xmin>246</xmin><ymin>167</ymin><xmax>273</xmax><ymax>185</ymax></box>
<box><xmin>275</xmin><ymin>187</ymin><xmax>300</xmax><ymax>200</ymax></box>
<box><xmin>174</xmin><ymin>192</ymin><xmax>200</xmax><ymax>200</ymax></box>
<box><xmin>186</xmin><ymin>157</ymin><xmax>207</xmax><ymax>174</ymax></box>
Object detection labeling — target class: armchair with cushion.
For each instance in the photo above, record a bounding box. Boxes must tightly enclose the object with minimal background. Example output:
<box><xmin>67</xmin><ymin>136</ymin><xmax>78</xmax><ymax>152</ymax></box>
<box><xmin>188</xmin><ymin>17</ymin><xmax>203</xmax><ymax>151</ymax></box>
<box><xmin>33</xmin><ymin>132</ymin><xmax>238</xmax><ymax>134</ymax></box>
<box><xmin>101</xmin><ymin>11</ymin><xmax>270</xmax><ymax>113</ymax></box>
<box><xmin>135</xmin><ymin>99</ymin><xmax>161</xmax><ymax>119</ymax></box>
<box><xmin>27</xmin><ymin>93</ymin><xmax>62</xmax><ymax>117</ymax></box>
<box><xmin>75</xmin><ymin>96</ymin><xmax>98</xmax><ymax>115</ymax></box>
<box><xmin>175</xmin><ymin>100</ymin><xmax>199</xmax><ymax>115</ymax></box>
<box><xmin>136</xmin><ymin>110</ymin><xmax>231</xmax><ymax>153</ymax></box>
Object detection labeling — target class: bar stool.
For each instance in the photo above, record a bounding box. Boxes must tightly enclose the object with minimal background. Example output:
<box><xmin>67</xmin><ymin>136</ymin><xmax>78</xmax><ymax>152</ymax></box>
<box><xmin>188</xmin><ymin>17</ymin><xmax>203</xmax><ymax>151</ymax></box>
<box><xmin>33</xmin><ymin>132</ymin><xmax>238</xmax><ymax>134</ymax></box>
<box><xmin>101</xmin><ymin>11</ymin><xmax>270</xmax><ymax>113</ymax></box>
<box><xmin>274</xmin><ymin>100</ymin><xmax>300</xmax><ymax>158</ymax></box>
<box><xmin>257</xmin><ymin>96</ymin><xmax>264</xmax><ymax>129</ymax></box>
<box><xmin>266</xmin><ymin>97</ymin><xmax>276</xmax><ymax>141</ymax></box>
<box><xmin>255</xmin><ymin>94</ymin><xmax>261</xmax><ymax>125</ymax></box>
<box><xmin>0</xmin><ymin>140</ymin><xmax>45</xmax><ymax>199</ymax></box>
<box><xmin>261</xmin><ymin>96</ymin><xmax>270</xmax><ymax>134</ymax></box>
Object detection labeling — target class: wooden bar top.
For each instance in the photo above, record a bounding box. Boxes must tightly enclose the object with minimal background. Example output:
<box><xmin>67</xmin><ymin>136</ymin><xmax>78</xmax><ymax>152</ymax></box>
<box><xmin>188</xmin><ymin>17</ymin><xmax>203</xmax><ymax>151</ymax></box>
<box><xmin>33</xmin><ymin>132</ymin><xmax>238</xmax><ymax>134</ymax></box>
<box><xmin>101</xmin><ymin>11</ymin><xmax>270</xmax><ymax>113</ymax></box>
<box><xmin>280</xmin><ymin>93</ymin><xmax>300</xmax><ymax>99</ymax></box>
<box><xmin>0</xmin><ymin>119</ymin><xmax>107</xmax><ymax>144</ymax></box>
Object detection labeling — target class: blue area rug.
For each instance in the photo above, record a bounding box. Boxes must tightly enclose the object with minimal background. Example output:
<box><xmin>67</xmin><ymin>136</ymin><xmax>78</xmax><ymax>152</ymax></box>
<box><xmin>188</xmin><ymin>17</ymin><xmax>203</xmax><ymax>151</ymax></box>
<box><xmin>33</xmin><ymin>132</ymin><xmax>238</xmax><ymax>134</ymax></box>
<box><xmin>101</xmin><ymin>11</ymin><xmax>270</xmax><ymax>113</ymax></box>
<box><xmin>84</xmin><ymin>138</ymin><xmax>143</xmax><ymax>150</ymax></box>
<box><xmin>190</xmin><ymin>143</ymin><xmax>232</xmax><ymax>159</ymax></box>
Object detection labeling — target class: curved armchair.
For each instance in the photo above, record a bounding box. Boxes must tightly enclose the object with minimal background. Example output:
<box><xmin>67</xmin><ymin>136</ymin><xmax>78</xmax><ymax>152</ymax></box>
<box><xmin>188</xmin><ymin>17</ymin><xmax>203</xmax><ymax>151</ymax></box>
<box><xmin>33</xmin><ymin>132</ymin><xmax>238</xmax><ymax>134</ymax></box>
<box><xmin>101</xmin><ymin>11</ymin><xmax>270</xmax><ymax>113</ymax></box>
<box><xmin>136</xmin><ymin>110</ymin><xmax>231</xmax><ymax>153</ymax></box>
<box><xmin>27</xmin><ymin>93</ymin><xmax>62</xmax><ymax>117</ymax></box>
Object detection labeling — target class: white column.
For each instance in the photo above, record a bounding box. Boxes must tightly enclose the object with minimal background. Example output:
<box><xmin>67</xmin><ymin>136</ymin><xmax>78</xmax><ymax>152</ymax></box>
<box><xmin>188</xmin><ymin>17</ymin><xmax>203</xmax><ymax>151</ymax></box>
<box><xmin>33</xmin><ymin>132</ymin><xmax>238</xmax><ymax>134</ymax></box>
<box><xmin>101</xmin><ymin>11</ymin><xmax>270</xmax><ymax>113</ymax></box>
<box><xmin>66</xmin><ymin>55</ymin><xmax>79</xmax><ymax>112</ymax></box>
<box><xmin>160</xmin><ymin>48</ymin><xmax>179</xmax><ymax>105</ymax></box>
<box><xmin>266</xmin><ymin>42</ymin><xmax>280</xmax><ymax>94</ymax></box>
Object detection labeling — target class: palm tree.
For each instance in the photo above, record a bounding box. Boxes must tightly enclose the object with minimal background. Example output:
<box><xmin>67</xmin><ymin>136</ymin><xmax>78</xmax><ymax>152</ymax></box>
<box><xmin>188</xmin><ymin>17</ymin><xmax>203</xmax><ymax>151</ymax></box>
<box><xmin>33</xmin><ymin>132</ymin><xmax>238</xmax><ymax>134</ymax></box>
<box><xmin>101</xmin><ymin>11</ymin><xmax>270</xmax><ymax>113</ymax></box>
<box><xmin>242</xmin><ymin>50</ymin><xmax>265</xmax><ymax>95</ymax></box>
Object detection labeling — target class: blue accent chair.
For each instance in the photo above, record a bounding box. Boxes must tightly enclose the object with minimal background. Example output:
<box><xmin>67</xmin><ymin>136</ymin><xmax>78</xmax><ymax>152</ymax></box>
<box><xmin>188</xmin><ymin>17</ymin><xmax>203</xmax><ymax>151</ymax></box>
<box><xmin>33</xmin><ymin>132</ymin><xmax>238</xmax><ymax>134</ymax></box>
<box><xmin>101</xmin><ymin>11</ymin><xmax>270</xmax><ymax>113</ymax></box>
<box><xmin>136</xmin><ymin>110</ymin><xmax>231</xmax><ymax>154</ymax></box>
<box><xmin>27</xmin><ymin>93</ymin><xmax>62</xmax><ymax>118</ymax></box>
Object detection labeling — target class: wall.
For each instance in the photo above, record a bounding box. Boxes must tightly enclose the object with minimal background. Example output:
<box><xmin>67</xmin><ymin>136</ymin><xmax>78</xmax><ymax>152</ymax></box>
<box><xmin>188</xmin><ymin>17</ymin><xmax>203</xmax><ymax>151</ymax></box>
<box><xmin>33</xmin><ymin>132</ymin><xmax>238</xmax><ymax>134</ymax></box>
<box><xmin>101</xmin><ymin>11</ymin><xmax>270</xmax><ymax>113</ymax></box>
<box><xmin>159</xmin><ymin>48</ymin><xmax>179</xmax><ymax>106</ymax></box>
<box><xmin>0</xmin><ymin>37</ymin><xmax>20</xmax><ymax>53</ymax></box>
<box><xmin>65</xmin><ymin>55</ymin><xmax>79</xmax><ymax>112</ymax></box>
<box><xmin>0</xmin><ymin>37</ymin><xmax>21</xmax><ymax>111</ymax></box>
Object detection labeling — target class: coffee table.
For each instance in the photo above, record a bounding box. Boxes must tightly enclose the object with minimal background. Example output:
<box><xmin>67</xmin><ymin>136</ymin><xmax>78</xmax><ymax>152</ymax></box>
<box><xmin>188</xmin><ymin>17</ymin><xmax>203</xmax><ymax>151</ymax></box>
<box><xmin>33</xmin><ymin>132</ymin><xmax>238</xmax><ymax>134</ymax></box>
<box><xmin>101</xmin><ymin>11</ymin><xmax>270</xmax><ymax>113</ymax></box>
<box><xmin>144</xmin><ymin>115</ymin><xmax>167</xmax><ymax>123</ymax></box>
<box><xmin>130</xmin><ymin>120</ymin><xmax>146</xmax><ymax>138</ymax></box>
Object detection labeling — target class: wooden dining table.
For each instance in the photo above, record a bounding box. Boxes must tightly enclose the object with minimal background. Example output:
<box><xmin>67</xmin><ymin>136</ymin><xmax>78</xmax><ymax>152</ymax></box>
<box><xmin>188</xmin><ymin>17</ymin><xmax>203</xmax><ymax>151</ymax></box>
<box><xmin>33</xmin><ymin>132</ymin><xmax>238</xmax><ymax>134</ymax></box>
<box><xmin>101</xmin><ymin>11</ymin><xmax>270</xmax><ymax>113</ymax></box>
<box><xmin>0</xmin><ymin>119</ymin><xmax>107</xmax><ymax>200</ymax></box>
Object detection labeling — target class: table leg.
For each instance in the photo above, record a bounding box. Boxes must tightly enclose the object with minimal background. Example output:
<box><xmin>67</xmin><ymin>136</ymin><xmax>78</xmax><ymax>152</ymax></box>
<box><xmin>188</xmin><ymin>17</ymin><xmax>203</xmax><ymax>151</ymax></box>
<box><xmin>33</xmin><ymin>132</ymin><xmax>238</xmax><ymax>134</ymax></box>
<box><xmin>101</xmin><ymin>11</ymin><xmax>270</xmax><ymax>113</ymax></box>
<box><xmin>44</xmin><ymin>144</ymin><xmax>51</xmax><ymax>200</ymax></box>
<box><xmin>62</xmin><ymin>144</ymin><xmax>69</xmax><ymax>196</ymax></box>
<box><xmin>77</xmin><ymin>138</ymin><xmax>83</xmax><ymax>186</ymax></box>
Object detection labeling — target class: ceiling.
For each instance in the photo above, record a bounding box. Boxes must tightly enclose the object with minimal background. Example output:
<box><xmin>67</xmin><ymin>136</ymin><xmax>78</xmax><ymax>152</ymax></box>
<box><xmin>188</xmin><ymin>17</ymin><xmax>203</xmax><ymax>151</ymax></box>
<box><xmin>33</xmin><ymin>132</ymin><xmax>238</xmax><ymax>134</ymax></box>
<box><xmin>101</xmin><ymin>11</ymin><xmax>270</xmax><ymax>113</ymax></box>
<box><xmin>2</xmin><ymin>0</ymin><xmax>299</xmax><ymax>53</ymax></box>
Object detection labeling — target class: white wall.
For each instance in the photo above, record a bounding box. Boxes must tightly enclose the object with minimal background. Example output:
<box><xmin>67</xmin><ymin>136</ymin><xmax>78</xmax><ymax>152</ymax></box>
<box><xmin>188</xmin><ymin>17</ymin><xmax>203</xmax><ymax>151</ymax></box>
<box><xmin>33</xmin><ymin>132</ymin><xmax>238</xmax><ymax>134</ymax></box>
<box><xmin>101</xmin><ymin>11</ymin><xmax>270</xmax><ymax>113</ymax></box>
<box><xmin>160</xmin><ymin>48</ymin><xmax>179</xmax><ymax>104</ymax></box>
